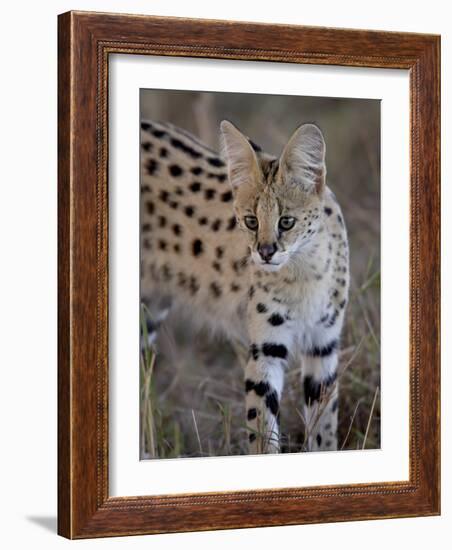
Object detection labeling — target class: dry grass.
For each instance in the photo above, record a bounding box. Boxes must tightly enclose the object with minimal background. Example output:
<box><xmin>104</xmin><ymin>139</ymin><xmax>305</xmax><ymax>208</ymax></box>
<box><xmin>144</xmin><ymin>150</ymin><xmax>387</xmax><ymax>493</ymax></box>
<box><xmin>140</xmin><ymin>90</ymin><xmax>380</xmax><ymax>459</ymax></box>
<box><xmin>140</xmin><ymin>261</ymin><xmax>380</xmax><ymax>458</ymax></box>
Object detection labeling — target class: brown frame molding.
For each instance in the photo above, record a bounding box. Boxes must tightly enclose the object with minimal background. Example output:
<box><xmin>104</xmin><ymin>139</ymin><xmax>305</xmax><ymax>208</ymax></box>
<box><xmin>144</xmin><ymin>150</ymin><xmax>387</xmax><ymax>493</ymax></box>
<box><xmin>58</xmin><ymin>10</ymin><xmax>440</xmax><ymax>538</ymax></box>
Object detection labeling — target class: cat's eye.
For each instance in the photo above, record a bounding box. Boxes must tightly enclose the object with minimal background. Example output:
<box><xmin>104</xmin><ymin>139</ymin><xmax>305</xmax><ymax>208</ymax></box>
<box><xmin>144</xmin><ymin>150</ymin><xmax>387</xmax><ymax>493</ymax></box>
<box><xmin>278</xmin><ymin>216</ymin><xmax>296</xmax><ymax>231</ymax></box>
<box><xmin>244</xmin><ymin>216</ymin><xmax>259</xmax><ymax>231</ymax></box>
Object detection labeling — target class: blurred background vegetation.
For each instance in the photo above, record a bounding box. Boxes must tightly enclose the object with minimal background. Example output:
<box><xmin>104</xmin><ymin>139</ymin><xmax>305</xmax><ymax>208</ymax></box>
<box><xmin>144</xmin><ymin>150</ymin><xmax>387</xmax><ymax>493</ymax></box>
<box><xmin>140</xmin><ymin>89</ymin><xmax>380</xmax><ymax>459</ymax></box>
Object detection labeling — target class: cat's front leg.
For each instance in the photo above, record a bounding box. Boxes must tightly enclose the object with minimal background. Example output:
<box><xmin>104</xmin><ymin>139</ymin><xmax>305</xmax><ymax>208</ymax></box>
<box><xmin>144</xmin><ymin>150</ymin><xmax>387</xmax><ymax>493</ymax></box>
<box><xmin>245</xmin><ymin>296</ymin><xmax>294</xmax><ymax>454</ymax></box>
<box><xmin>301</xmin><ymin>342</ymin><xmax>339</xmax><ymax>451</ymax></box>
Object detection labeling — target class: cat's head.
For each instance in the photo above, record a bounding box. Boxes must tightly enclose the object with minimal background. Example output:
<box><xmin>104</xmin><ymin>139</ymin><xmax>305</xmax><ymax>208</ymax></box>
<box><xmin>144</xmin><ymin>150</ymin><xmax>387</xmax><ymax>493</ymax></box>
<box><xmin>220</xmin><ymin>120</ymin><xmax>327</xmax><ymax>271</ymax></box>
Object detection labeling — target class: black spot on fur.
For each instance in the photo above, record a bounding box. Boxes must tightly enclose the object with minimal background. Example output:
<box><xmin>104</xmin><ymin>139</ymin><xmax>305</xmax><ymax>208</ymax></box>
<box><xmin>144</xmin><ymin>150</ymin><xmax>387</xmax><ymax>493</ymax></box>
<box><xmin>159</xmin><ymin>147</ymin><xmax>168</xmax><ymax>158</ymax></box>
<box><xmin>184</xmin><ymin>205</ymin><xmax>195</xmax><ymax>217</ymax></box>
<box><xmin>169</xmin><ymin>201</ymin><xmax>179</xmax><ymax>209</ymax></box>
<box><xmin>141</xmin><ymin>185</ymin><xmax>151</xmax><ymax>194</ymax></box>
<box><xmin>191</xmin><ymin>166</ymin><xmax>203</xmax><ymax>176</ymax></box>
<box><xmin>250</xmin><ymin>344</ymin><xmax>259</xmax><ymax>361</ymax></box>
<box><xmin>210</xmin><ymin>282</ymin><xmax>222</xmax><ymax>298</ymax></box>
<box><xmin>232</xmin><ymin>257</ymin><xmax>248</xmax><ymax>274</ymax></box>
<box><xmin>207</xmin><ymin>157</ymin><xmax>225</xmax><ymax>167</ymax></box>
<box><xmin>211</xmin><ymin>219</ymin><xmax>222</xmax><ymax>231</ymax></box>
<box><xmin>316</xmin><ymin>434</ymin><xmax>322</xmax><ymax>447</ymax></box>
<box><xmin>178</xmin><ymin>272</ymin><xmax>187</xmax><ymax>288</ymax></box>
<box><xmin>245</xmin><ymin>379</ymin><xmax>271</xmax><ymax>397</ymax></box>
<box><xmin>227</xmin><ymin>217</ymin><xmax>237</xmax><ymax>231</ymax></box>
<box><xmin>256</xmin><ymin>303</ymin><xmax>268</xmax><ymax>313</ymax></box>
<box><xmin>170</xmin><ymin>137</ymin><xmax>202</xmax><ymax>159</ymax></box>
<box><xmin>159</xmin><ymin>190</ymin><xmax>169</xmax><ymax>203</ymax></box>
<box><xmin>325</xmin><ymin>310</ymin><xmax>339</xmax><ymax>328</ymax></box>
<box><xmin>142</xmin><ymin>223</ymin><xmax>151</xmax><ymax>233</ymax></box>
<box><xmin>207</xmin><ymin>172</ymin><xmax>227</xmax><ymax>183</ymax></box>
<box><xmin>268</xmin><ymin>313</ymin><xmax>284</xmax><ymax>326</ymax></box>
<box><xmin>212</xmin><ymin>261</ymin><xmax>222</xmax><ymax>272</ymax></box>
<box><xmin>146</xmin><ymin>158</ymin><xmax>158</xmax><ymax>175</ymax></box>
<box><xmin>173</xmin><ymin>243</ymin><xmax>181</xmax><ymax>253</ymax></box>
<box><xmin>249</xmin><ymin>433</ymin><xmax>256</xmax><ymax>443</ymax></box>
<box><xmin>248</xmin><ymin>285</ymin><xmax>255</xmax><ymax>299</ymax></box>
<box><xmin>205</xmin><ymin>188</ymin><xmax>216</xmax><ymax>200</ymax></box>
<box><xmin>141</xmin><ymin>122</ymin><xmax>151</xmax><ymax>131</ymax></box>
<box><xmin>339</xmin><ymin>299</ymin><xmax>347</xmax><ymax>309</ymax></box>
<box><xmin>337</xmin><ymin>214</ymin><xmax>343</xmax><ymax>225</ymax></box>
<box><xmin>247</xmin><ymin>408</ymin><xmax>257</xmax><ymax>421</ymax></box>
<box><xmin>319</xmin><ymin>313</ymin><xmax>329</xmax><ymax>324</ymax></box>
<box><xmin>158</xmin><ymin>239</ymin><xmax>167</xmax><ymax>251</ymax></box>
<box><xmin>304</xmin><ymin>373</ymin><xmax>338</xmax><ymax>404</ymax></box>
<box><xmin>146</xmin><ymin>201</ymin><xmax>155</xmax><ymax>215</ymax></box>
<box><xmin>199</xmin><ymin>217</ymin><xmax>208</xmax><ymax>226</ymax></box>
<box><xmin>152</xmin><ymin>129</ymin><xmax>166</xmax><ymax>138</ymax></box>
<box><xmin>221</xmin><ymin>190</ymin><xmax>233</xmax><ymax>202</ymax></box>
<box><xmin>189</xmin><ymin>276</ymin><xmax>200</xmax><ymax>295</ymax></box>
<box><xmin>324</xmin><ymin>207</ymin><xmax>332</xmax><ymax>216</ymax></box>
<box><xmin>304</xmin><ymin>376</ymin><xmax>321</xmax><ymax>404</ymax></box>
<box><xmin>192</xmin><ymin>239</ymin><xmax>203</xmax><ymax>256</ymax></box>
<box><xmin>158</xmin><ymin>216</ymin><xmax>166</xmax><ymax>228</ymax></box>
<box><xmin>265</xmin><ymin>391</ymin><xmax>279</xmax><ymax>416</ymax></box>
<box><xmin>262</xmin><ymin>343</ymin><xmax>288</xmax><ymax>360</ymax></box>
<box><xmin>253</xmin><ymin>381</ymin><xmax>271</xmax><ymax>396</ymax></box>
<box><xmin>172</xmin><ymin>223</ymin><xmax>182</xmax><ymax>236</ymax></box>
<box><xmin>231</xmin><ymin>283</ymin><xmax>240</xmax><ymax>292</ymax></box>
<box><xmin>245</xmin><ymin>379</ymin><xmax>255</xmax><ymax>393</ymax></box>
<box><xmin>142</xmin><ymin>142</ymin><xmax>152</xmax><ymax>152</ymax></box>
<box><xmin>169</xmin><ymin>164</ymin><xmax>183</xmax><ymax>177</ymax></box>
<box><xmin>189</xmin><ymin>181</ymin><xmax>202</xmax><ymax>193</ymax></box>
<box><xmin>215</xmin><ymin>246</ymin><xmax>224</xmax><ymax>259</ymax></box>
<box><xmin>306</xmin><ymin>340</ymin><xmax>338</xmax><ymax>357</ymax></box>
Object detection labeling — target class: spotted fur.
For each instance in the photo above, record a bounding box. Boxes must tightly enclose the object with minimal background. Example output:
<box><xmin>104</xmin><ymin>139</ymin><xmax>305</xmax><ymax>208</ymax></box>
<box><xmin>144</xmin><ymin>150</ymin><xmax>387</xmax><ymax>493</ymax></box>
<box><xmin>141</xmin><ymin>119</ymin><xmax>349</xmax><ymax>454</ymax></box>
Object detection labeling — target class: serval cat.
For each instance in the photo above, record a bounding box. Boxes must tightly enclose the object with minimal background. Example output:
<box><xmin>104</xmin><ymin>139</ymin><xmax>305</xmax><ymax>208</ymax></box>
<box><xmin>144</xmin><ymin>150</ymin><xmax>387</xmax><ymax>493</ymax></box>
<box><xmin>140</xmin><ymin>119</ymin><xmax>349</xmax><ymax>453</ymax></box>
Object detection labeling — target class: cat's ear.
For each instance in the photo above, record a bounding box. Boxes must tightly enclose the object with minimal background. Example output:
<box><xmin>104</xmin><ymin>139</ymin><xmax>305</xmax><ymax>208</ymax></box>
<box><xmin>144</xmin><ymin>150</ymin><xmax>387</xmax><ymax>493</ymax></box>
<box><xmin>280</xmin><ymin>123</ymin><xmax>326</xmax><ymax>195</ymax></box>
<box><xmin>220</xmin><ymin>120</ymin><xmax>260</xmax><ymax>189</ymax></box>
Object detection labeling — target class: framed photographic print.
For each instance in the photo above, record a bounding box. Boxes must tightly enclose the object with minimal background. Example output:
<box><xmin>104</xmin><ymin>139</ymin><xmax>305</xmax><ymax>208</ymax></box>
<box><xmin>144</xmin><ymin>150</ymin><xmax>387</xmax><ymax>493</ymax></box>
<box><xmin>58</xmin><ymin>11</ymin><xmax>440</xmax><ymax>538</ymax></box>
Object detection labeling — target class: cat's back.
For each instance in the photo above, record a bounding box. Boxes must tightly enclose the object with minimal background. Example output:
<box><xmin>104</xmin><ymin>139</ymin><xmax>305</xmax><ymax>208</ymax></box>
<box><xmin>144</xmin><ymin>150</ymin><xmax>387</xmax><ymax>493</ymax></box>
<box><xmin>140</xmin><ymin>120</ymin><xmax>250</xmax><ymax>339</ymax></box>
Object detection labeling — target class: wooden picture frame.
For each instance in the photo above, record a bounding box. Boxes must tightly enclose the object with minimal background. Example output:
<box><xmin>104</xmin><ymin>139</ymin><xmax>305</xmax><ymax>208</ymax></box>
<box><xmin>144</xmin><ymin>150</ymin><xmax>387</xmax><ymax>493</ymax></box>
<box><xmin>58</xmin><ymin>10</ymin><xmax>440</xmax><ymax>539</ymax></box>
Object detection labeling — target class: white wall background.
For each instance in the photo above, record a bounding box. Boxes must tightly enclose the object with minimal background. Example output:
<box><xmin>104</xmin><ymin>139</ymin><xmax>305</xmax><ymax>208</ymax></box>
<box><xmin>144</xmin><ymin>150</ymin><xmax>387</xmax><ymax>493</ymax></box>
<box><xmin>0</xmin><ymin>1</ymin><xmax>449</xmax><ymax>548</ymax></box>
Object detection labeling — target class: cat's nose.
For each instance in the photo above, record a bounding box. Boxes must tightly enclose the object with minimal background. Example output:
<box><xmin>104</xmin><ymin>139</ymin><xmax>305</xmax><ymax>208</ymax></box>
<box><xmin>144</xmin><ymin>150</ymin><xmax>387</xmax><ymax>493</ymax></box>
<box><xmin>258</xmin><ymin>243</ymin><xmax>277</xmax><ymax>262</ymax></box>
